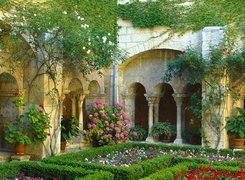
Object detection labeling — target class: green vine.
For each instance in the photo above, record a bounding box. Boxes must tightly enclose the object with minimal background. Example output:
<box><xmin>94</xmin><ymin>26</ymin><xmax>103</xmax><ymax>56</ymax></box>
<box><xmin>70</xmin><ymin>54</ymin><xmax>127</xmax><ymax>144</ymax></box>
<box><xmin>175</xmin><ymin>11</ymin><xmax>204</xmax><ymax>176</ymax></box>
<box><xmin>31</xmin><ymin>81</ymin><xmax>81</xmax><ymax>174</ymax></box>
<box><xmin>118</xmin><ymin>0</ymin><xmax>244</xmax><ymax>38</ymax></box>
<box><xmin>163</xmin><ymin>48</ymin><xmax>245</xmax><ymax>148</ymax></box>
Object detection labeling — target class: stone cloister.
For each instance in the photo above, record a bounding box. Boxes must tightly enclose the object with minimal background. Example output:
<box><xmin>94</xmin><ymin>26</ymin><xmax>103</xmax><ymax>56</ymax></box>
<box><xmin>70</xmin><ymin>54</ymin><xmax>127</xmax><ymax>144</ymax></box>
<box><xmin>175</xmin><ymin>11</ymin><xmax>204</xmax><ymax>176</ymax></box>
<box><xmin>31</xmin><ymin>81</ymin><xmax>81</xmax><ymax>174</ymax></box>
<box><xmin>1</xmin><ymin>9</ymin><xmax>243</xmax><ymax>158</ymax></box>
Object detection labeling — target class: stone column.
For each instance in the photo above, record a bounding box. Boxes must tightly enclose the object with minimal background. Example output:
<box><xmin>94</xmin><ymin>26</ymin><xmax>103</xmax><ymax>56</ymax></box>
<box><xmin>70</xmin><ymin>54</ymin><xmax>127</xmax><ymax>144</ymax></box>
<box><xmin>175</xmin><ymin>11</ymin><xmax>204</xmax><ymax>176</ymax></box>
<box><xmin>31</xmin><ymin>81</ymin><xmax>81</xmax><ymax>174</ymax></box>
<box><xmin>173</xmin><ymin>93</ymin><xmax>185</xmax><ymax>145</ymax></box>
<box><xmin>78</xmin><ymin>94</ymin><xmax>85</xmax><ymax>130</ymax></box>
<box><xmin>122</xmin><ymin>93</ymin><xmax>136</xmax><ymax>127</ymax></box>
<box><xmin>153</xmin><ymin>96</ymin><xmax>161</xmax><ymax>123</ymax></box>
<box><xmin>145</xmin><ymin>95</ymin><xmax>156</xmax><ymax>143</ymax></box>
<box><xmin>71</xmin><ymin>94</ymin><xmax>76</xmax><ymax>117</ymax></box>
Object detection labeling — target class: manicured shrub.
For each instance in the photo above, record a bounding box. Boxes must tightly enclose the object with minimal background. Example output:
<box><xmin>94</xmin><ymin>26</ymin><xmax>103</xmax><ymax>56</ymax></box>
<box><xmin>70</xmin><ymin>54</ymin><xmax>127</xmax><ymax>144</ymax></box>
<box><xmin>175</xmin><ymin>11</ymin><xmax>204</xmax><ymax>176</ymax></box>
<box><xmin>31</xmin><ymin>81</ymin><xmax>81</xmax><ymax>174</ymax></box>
<box><xmin>76</xmin><ymin>171</ymin><xmax>114</xmax><ymax>180</ymax></box>
<box><xmin>21</xmin><ymin>162</ymin><xmax>96</xmax><ymax>179</ymax></box>
<box><xmin>0</xmin><ymin>162</ymin><xmax>22</xmax><ymax>179</ymax></box>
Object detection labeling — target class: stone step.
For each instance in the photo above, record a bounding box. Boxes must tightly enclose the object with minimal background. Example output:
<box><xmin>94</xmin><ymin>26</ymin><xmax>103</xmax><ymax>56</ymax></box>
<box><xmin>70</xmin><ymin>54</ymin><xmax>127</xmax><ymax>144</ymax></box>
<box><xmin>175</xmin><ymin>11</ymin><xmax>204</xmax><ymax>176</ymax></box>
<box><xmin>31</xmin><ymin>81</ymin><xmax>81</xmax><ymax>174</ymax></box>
<box><xmin>0</xmin><ymin>152</ymin><xmax>13</xmax><ymax>162</ymax></box>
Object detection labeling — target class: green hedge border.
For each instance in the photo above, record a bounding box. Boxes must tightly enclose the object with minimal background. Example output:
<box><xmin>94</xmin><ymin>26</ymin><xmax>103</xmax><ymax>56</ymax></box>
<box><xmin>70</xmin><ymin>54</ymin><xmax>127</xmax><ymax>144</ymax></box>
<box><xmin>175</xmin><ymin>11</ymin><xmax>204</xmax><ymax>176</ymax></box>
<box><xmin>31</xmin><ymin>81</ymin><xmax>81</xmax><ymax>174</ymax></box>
<box><xmin>42</xmin><ymin>143</ymin><xmax>244</xmax><ymax>179</ymax></box>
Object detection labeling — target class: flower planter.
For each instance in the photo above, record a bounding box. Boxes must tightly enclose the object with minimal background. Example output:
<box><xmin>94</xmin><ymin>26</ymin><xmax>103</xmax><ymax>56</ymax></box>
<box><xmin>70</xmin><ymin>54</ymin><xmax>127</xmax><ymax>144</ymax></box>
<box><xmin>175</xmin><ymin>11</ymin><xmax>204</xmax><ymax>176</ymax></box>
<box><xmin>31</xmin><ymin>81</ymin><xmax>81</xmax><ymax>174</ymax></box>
<box><xmin>233</xmin><ymin>138</ymin><xmax>244</xmax><ymax>149</ymax></box>
<box><xmin>60</xmin><ymin>141</ymin><xmax>67</xmax><ymax>151</ymax></box>
<box><xmin>15</xmin><ymin>144</ymin><xmax>26</xmax><ymax>155</ymax></box>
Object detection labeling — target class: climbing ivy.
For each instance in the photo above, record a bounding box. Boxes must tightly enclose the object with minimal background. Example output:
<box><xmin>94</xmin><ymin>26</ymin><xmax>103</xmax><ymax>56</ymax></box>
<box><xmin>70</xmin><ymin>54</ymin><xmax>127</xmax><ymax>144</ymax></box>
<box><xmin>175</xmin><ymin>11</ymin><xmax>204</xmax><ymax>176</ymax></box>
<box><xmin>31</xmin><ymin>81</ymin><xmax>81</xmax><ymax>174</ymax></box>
<box><xmin>118</xmin><ymin>0</ymin><xmax>244</xmax><ymax>37</ymax></box>
<box><xmin>163</xmin><ymin>48</ymin><xmax>245</xmax><ymax>148</ymax></box>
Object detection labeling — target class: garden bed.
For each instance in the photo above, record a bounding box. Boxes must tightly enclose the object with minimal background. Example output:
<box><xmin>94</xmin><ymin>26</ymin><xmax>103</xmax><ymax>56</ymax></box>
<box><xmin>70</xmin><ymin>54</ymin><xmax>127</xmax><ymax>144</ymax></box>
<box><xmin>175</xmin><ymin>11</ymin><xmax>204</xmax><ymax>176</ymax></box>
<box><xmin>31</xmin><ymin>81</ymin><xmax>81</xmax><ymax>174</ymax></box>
<box><xmin>42</xmin><ymin>143</ymin><xmax>244</xmax><ymax>179</ymax></box>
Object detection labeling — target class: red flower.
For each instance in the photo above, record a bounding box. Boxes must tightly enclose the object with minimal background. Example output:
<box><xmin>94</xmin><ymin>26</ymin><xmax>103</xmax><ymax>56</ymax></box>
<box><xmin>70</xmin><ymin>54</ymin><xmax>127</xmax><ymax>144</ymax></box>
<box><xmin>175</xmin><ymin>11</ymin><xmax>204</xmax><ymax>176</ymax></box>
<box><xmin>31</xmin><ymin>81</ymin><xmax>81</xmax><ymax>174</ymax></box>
<box><xmin>47</xmin><ymin>133</ymin><xmax>51</xmax><ymax>136</ymax></box>
<box><xmin>39</xmin><ymin>104</ymin><xmax>44</xmax><ymax>109</ymax></box>
<box><xmin>231</xmin><ymin>84</ymin><xmax>237</xmax><ymax>89</ymax></box>
<box><xmin>43</xmin><ymin>121</ymin><xmax>47</xmax><ymax>124</ymax></box>
<box><xmin>181</xmin><ymin>51</ymin><xmax>186</xmax><ymax>55</ymax></box>
<box><xmin>39</xmin><ymin>110</ymin><xmax>43</xmax><ymax>114</ymax></box>
<box><xmin>13</xmin><ymin>91</ymin><xmax>19</xmax><ymax>96</ymax></box>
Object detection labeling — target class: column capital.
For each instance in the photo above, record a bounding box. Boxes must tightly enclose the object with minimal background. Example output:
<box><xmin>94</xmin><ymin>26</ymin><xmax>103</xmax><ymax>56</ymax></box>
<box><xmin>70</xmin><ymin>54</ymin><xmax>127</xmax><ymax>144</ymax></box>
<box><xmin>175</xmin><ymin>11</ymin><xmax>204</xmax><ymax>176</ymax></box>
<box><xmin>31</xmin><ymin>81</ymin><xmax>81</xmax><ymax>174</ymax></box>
<box><xmin>172</xmin><ymin>93</ymin><xmax>186</xmax><ymax>105</ymax></box>
<box><xmin>144</xmin><ymin>94</ymin><xmax>157</xmax><ymax>105</ymax></box>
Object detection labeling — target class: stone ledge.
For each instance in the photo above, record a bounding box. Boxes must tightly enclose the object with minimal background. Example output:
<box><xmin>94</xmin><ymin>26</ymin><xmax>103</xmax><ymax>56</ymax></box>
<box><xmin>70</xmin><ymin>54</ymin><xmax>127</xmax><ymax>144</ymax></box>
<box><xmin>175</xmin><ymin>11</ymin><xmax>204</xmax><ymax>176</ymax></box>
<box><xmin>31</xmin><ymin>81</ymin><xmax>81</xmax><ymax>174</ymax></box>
<box><xmin>11</xmin><ymin>155</ymin><xmax>31</xmax><ymax>162</ymax></box>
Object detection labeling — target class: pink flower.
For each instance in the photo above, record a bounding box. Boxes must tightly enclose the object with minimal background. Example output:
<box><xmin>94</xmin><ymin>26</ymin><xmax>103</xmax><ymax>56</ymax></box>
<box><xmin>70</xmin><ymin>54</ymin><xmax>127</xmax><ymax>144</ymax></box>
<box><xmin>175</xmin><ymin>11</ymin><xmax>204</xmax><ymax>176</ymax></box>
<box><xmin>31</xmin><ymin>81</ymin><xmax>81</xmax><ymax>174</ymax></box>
<box><xmin>102</xmin><ymin>114</ymin><xmax>107</xmax><ymax>119</ymax></box>
<box><xmin>110</xmin><ymin>141</ymin><xmax>115</xmax><ymax>145</ymax></box>
<box><xmin>88</xmin><ymin>123</ymin><xmax>91</xmax><ymax>128</ymax></box>
<box><xmin>122</xmin><ymin>112</ymin><xmax>127</xmax><ymax>119</ymax></box>
<box><xmin>115</xmin><ymin>127</ymin><xmax>121</xmax><ymax>132</ymax></box>
<box><xmin>91</xmin><ymin>124</ymin><xmax>96</xmax><ymax>129</ymax></box>
<box><xmin>108</xmin><ymin>134</ymin><xmax>112</xmax><ymax>138</ymax></box>
<box><xmin>96</xmin><ymin>99</ymin><xmax>102</xmax><ymax>105</ymax></box>
<box><xmin>123</xmin><ymin>131</ymin><xmax>128</xmax><ymax>136</ymax></box>
<box><xmin>117</xmin><ymin>121</ymin><xmax>122</xmax><ymax>126</ymax></box>
<box><xmin>94</xmin><ymin>112</ymin><xmax>99</xmax><ymax>117</ymax></box>
<box><xmin>125</xmin><ymin>126</ymin><xmax>130</xmax><ymax>131</ymax></box>
<box><xmin>124</xmin><ymin>120</ymin><xmax>129</xmax><ymax>124</ymax></box>
<box><xmin>181</xmin><ymin>51</ymin><xmax>186</xmax><ymax>55</ymax></box>
<box><xmin>115</xmin><ymin>134</ymin><xmax>120</xmax><ymax>138</ymax></box>
<box><xmin>120</xmin><ymin>133</ymin><xmax>124</xmax><ymax>138</ymax></box>
<box><xmin>114</xmin><ymin>102</ymin><xmax>120</xmax><ymax>107</ymax></box>
<box><xmin>132</xmin><ymin>132</ymin><xmax>138</xmax><ymax>137</ymax></box>
<box><xmin>97</xmin><ymin>104</ymin><xmax>103</xmax><ymax>109</ymax></box>
<box><xmin>110</xmin><ymin>123</ymin><xmax>114</xmax><ymax>128</ymax></box>
<box><xmin>92</xmin><ymin>118</ymin><xmax>98</xmax><ymax>124</ymax></box>
<box><xmin>106</xmin><ymin>127</ymin><xmax>110</xmax><ymax>131</ymax></box>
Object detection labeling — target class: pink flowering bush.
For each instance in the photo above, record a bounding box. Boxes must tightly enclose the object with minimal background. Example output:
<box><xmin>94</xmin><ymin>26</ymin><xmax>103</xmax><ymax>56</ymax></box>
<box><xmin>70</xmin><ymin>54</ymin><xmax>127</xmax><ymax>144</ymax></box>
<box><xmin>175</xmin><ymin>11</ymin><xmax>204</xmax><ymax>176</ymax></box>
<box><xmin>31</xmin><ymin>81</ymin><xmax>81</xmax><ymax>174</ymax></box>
<box><xmin>84</xmin><ymin>100</ymin><xmax>136</xmax><ymax>146</ymax></box>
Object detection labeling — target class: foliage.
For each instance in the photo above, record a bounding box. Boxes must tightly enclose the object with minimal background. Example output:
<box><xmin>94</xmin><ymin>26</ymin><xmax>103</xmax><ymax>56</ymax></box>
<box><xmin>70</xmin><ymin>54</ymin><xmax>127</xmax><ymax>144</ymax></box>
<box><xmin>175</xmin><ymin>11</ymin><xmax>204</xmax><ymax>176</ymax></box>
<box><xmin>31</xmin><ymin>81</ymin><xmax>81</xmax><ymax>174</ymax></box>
<box><xmin>84</xmin><ymin>100</ymin><xmax>135</xmax><ymax>146</ymax></box>
<box><xmin>151</xmin><ymin>121</ymin><xmax>175</xmax><ymax>138</ymax></box>
<box><xmin>163</xmin><ymin>48</ymin><xmax>244</xmax><ymax>148</ymax></box>
<box><xmin>226</xmin><ymin>108</ymin><xmax>245</xmax><ymax>138</ymax></box>
<box><xmin>174</xmin><ymin>165</ymin><xmax>244</xmax><ymax>179</ymax></box>
<box><xmin>2</xmin><ymin>91</ymin><xmax>51</xmax><ymax>145</ymax></box>
<box><xmin>0</xmin><ymin>162</ymin><xmax>22</xmax><ymax>179</ymax></box>
<box><xmin>129</xmin><ymin>125</ymin><xmax>148</xmax><ymax>141</ymax></box>
<box><xmin>118</xmin><ymin>0</ymin><xmax>244</xmax><ymax>39</ymax></box>
<box><xmin>182</xmin><ymin>128</ymin><xmax>201</xmax><ymax>144</ymax></box>
<box><xmin>42</xmin><ymin>143</ymin><xmax>244</xmax><ymax>180</ymax></box>
<box><xmin>61</xmin><ymin>116</ymin><xmax>80</xmax><ymax>142</ymax></box>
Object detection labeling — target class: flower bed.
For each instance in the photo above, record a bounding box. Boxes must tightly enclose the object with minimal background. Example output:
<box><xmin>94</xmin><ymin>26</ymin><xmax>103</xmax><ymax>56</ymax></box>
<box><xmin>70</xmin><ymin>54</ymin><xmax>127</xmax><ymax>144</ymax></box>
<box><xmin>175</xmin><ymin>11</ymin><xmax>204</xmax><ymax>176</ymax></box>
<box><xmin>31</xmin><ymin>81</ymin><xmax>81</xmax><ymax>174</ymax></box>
<box><xmin>84</xmin><ymin>146</ymin><xmax>244</xmax><ymax>167</ymax></box>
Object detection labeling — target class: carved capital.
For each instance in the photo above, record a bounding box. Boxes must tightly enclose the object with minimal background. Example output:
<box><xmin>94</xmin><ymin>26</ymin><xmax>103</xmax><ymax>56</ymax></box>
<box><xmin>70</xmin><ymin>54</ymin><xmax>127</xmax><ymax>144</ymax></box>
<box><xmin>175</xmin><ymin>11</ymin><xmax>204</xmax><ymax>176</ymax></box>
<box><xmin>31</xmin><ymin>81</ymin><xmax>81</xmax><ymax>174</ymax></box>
<box><xmin>172</xmin><ymin>93</ymin><xmax>186</xmax><ymax>106</ymax></box>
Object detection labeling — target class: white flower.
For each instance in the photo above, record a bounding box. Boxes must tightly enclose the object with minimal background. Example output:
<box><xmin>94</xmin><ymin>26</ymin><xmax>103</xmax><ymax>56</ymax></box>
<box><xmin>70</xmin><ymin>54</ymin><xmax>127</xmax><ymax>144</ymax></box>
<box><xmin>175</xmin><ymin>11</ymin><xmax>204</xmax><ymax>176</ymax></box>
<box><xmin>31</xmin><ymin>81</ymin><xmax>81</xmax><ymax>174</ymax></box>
<box><xmin>0</xmin><ymin>28</ymin><xmax>2</xmax><ymax>32</ymax></box>
<box><xmin>63</xmin><ymin>11</ymin><xmax>67</xmax><ymax>15</ymax></box>
<box><xmin>109</xmin><ymin>41</ymin><xmax>113</xmax><ymax>45</ymax></box>
<box><xmin>83</xmin><ymin>46</ymin><xmax>86</xmax><ymax>50</ymax></box>
<box><xmin>77</xmin><ymin>16</ymin><xmax>81</xmax><ymax>20</ymax></box>
<box><xmin>74</xmin><ymin>11</ymin><xmax>78</xmax><ymax>15</ymax></box>
<box><xmin>102</xmin><ymin>36</ymin><xmax>107</xmax><ymax>43</ymax></box>
<box><xmin>80</xmin><ymin>17</ymin><xmax>84</xmax><ymax>21</ymax></box>
<box><xmin>34</xmin><ymin>13</ymin><xmax>37</xmax><ymax>17</ymax></box>
<box><xmin>88</xmin><ymin>42</ymin><xmax>91</xmax><ymax>45</ymax></box>
<box><xmin>108</xmin><ymin>33</ymin><xmax>111</xmax><ymax>36</ymax></box>
<box><xmin>87</xmin><ymin>49</ymin><xmax>91</xmax><ymax>54</ymax></box>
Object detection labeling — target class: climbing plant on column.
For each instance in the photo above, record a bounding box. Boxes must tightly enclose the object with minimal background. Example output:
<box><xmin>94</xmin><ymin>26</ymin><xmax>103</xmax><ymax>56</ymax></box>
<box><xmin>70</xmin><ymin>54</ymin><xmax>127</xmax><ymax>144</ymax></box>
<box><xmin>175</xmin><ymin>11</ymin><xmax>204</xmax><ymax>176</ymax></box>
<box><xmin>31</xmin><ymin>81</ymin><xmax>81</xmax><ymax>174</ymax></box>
<box><xmin>163</xmin><ymin>48</ymin><xmax>244</xmax><ymax>148</ymax></box>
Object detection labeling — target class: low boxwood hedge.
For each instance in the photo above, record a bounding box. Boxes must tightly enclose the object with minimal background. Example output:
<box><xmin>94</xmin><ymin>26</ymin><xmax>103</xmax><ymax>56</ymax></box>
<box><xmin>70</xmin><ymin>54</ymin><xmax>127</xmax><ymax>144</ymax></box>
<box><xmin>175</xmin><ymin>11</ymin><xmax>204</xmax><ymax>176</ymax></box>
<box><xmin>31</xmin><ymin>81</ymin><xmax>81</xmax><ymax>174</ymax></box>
<box><xmin>0</xmin><ymin>162</ymin><xmax>22</xmax><ymax>179</ymax></box>
<box><xmin>76</xmin><ymin>171</ymin><xmax>114</xmax><ymax>180</ymax></box>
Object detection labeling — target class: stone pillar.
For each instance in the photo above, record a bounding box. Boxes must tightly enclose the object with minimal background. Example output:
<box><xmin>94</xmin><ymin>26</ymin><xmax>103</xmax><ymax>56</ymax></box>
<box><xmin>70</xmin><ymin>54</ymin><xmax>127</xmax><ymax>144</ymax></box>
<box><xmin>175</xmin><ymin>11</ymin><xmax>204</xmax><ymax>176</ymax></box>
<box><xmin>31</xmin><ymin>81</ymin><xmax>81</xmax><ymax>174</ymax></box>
<box><xmin>173</xmin><ymin>93</ymin><xmax>185</xmax><ymax>145</ymax></box>
<box><xmin>153</xmin><ymin>96</ymin><xmax>161</xmax><ymax>123</ymax></box>
<box><xmin>122</xmin><ymin>93</ymin><xmax>136</xmax><ymax>127</ymax></box>
<box><xmin>71</xmin><ymin>95</ymin><xmax>76</xmax><ymax>117</ymax></box>
<box><xmin>78</xmin><ymin>94</ymin><xmax>85</xmax><ymax>130</ymax></box>
<box><xmin>145</xmin><ymin>95</ymin><xmax>156</xmax><ymax>143</ymax></box>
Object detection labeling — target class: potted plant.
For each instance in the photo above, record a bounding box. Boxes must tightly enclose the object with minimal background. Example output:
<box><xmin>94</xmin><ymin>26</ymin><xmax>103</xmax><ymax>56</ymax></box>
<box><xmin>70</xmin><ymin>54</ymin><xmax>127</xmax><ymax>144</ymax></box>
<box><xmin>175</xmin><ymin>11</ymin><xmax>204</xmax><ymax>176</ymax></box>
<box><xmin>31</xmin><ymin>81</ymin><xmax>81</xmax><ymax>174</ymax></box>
<box><xmin>61</xmin><ymin>116</ymin><xmax>80</xmax><ymax>151</ymax></box>
<box><xmin>182</xmin><ymin>128</ymin><xmax>201</xmax><ymax>145</ymax></box>
<box><xmin>129</xmin><ymin>125</ymin><xmax>148</xmax><ymax>141</ymax></box>
<box><xmin>226</xmin><ymin>108</ymin><xmax>245</xmax><ymax>149</ymax></box>
<box><xmin>151</xmin><ymin>121</ymin><xmax>175</xmax><ymax>142</ymax></box>
<box><xmin>4</xmin><ymin>91</ymin><xmax>51</xmax><ymax>155</ymax></box>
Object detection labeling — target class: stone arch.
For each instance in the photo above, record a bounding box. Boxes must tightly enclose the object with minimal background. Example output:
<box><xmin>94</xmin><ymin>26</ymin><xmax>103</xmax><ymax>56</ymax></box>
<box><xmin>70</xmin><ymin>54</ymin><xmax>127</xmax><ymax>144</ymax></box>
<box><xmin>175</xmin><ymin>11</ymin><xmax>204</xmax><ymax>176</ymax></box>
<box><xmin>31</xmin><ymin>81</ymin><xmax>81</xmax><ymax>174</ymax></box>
<box><xmin>88</xmin><ymin>80</ymin><xmax>100</xmax><ymax>95</ymax></box>
<box><xmin>126</xmin><ymin>82</ymin><xmax>148</xmax><ymax>133</ymax></box>
<box><xmin>154</xmin><ymin>83</ymin><xmax>176</xmax><ymax>142</ymax></box>
<box><xmin>0</xmin><ymin>72</ymin><xmax>19</xmax><ymax>150</ymax></box>
<box><xmin>120</xmin><ymin>49</ymin><xmax>181</xmax><ymax>95</ymax></box>
<box><xmin>63</xmin><ymin>78</ymin><xmax>83</xmax><ymax>119</ymax></box>
<box><xmin>182</xmin><ymin>83</ymin><xmax>202</xmax><ymax>145</ymax></box>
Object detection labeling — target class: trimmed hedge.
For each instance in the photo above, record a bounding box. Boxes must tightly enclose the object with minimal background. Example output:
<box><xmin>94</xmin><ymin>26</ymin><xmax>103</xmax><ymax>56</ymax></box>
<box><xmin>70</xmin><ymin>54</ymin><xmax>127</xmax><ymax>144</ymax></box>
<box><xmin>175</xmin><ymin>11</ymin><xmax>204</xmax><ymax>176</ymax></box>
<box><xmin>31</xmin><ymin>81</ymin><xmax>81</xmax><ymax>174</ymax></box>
<box><xmin>76</xmin><ymin>171</ymin><xmax>114</xmax><ymax>180</ymax></box>
<box><xmin>42</xmin><ymin>143</ymin><xmax>244</xmax><ymax>179</ymax></box>
<box><xmin>0</xmin><ymin>162</ymin><xmax>22</xmax><ymax>179</ymax></box>
<box><xmin>145</xmin><ymin>162</ymin><xmax>198</xmax><ymax>180</ymax></box>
